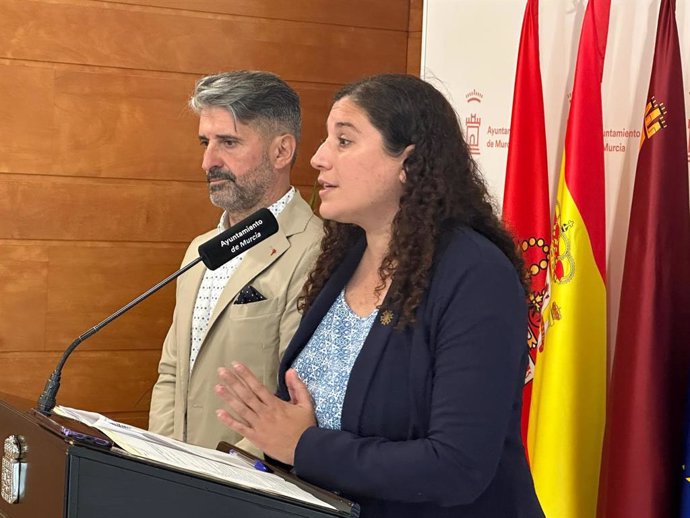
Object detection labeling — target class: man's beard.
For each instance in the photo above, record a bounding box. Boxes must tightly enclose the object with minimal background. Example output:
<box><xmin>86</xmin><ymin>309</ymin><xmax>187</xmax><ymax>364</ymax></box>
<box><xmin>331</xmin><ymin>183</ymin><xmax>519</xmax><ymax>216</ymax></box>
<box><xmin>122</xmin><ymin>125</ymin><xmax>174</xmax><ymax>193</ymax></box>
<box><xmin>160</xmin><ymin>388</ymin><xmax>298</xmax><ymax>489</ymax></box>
<box><xmin>206</xmin><ymin>156</ymin><xmax>274</xmax><ymax>214</ymax></box>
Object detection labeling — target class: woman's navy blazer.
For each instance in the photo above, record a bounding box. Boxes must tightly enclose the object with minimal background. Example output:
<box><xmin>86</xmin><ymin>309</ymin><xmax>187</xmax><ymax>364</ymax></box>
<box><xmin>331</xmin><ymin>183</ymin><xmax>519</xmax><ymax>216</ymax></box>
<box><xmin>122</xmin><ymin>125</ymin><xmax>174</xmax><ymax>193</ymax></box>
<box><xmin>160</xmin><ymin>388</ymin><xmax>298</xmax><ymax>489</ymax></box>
<box><xmin>277</xmin><ymin>228</ymin><xmax>544</xmax><ymax>518</ymax></box>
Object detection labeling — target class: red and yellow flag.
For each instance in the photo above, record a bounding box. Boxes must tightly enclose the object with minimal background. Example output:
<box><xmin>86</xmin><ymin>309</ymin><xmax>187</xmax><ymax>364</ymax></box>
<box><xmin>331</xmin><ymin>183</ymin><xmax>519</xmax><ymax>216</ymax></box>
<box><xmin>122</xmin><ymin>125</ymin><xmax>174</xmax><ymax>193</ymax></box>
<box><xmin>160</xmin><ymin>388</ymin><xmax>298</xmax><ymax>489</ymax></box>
<box><xmin>502</xmin><ymin>0</ymin><xmax>550</xmax><ymax>457</ymax></box>
<box><xmin>598</xmin><ymin>1</ymin><xmax>690</xmax><ymax>517</ymax></box>
<box><xmin>527</xmin><ymin>1</ymin><xmax>610</xmax><ymax>517</ymax></box>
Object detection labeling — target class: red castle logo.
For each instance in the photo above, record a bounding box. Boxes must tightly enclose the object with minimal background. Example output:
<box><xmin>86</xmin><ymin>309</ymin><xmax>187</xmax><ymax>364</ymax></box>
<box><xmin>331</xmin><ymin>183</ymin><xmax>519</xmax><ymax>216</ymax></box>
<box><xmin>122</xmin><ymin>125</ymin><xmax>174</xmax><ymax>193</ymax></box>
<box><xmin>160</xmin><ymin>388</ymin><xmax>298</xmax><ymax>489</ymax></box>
<box><xmin>465</xmin><ymin>114</ymin><xmax>482</xmax><ymax>155</ymax></box>
<box><xmin>464</xmin><ymin>90</ymin><xmax>484</xmax><ymax>156</ymax></box>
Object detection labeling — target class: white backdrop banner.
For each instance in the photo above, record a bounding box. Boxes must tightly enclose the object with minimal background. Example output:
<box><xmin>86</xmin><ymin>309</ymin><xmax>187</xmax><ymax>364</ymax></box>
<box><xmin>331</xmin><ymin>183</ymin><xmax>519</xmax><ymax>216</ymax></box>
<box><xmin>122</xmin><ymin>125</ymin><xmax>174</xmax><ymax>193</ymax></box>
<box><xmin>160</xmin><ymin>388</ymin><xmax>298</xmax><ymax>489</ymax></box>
<box><xmin>421</xmin><ymin>0</ymin><xmax>690</xmax><ymax>353</ymax></box>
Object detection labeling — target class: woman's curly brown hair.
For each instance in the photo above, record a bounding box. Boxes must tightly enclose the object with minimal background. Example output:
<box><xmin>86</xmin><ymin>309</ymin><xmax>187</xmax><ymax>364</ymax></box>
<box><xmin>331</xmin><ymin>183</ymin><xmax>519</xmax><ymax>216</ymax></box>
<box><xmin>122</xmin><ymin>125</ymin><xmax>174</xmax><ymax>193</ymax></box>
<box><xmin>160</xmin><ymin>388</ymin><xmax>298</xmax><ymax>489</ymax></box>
<box><xmin>299</xmin><ymin>74</ymin><xmax>527</xmax><ymax>328</ymax></box>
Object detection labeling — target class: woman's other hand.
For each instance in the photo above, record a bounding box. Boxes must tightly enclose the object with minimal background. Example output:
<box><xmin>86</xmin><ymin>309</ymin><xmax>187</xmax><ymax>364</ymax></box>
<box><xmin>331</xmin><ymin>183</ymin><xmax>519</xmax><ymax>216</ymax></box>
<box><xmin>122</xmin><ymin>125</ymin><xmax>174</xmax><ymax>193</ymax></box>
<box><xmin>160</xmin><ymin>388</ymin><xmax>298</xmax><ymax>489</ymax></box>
<box><xmin>215</xmin><ymin>362</ymin><xmax>316</xmax><ymax>465</ymax></box>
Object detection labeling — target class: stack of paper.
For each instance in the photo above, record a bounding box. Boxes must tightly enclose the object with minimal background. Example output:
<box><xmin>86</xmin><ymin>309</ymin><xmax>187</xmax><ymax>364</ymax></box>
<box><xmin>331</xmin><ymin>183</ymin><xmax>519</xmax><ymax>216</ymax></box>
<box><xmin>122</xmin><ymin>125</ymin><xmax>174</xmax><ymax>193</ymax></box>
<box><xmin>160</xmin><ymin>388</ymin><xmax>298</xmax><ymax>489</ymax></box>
<box><xmin>53</xmin><ymin>405</ymin><xmax>334</xmax><ymax>510</ymax></box>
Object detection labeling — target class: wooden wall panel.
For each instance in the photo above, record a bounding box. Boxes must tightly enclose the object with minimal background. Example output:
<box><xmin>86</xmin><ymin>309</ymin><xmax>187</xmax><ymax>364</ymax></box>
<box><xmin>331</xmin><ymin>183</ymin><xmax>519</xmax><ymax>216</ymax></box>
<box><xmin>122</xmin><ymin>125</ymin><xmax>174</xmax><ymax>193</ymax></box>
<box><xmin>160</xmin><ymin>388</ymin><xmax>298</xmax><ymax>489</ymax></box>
<box><xmin>102</xmin><ymin>0</ymin><xmax>409</xmax><ymax>31</ymax></box>
<box><xmin>0</xmin><ymin>258</ymin><xmax>48</xmax><ymax>353</ymax></box>
<box><xmin>0</xmin><ymin>61</ymin><xmax>199</xmax><ymax>180</ymax></box>
<box><xmin>409</xmin><ymin>0</ymin><xmax>424</xmax><ymax>32</ymax></box>
<box><xmin>0</xmin><ymin>0</ymin><xmax>407</xmax><ymax>84</ymax></box>
<box><xmin>0</xmin><ymin>0</ymin><xmax>420</xmax><ymax>427</ymax></box>
<box><xmin>407</xmin><ymin>33</ymin><xmax>423</xmax><ymax>76</ymax></box>
<box><xmin>44</xmin><ymin>243</ymin><xmax>183</xmax><ymax>353</ymax></box>
<box><xmin>0</xmin><ymin>63</ymin><xmax>55</xmax><ymax>173</ymax></box>
<box><xmin>0</xmin><ymin>60</ymin><xmax>335</xmax><ymax>186</ymax></box>
<box><xmin>0</xmin><ymin>350</ymin><xmax>159</xmax><ymax>413</ymax></box>
<box><xmin>0</xmin><ymin>174</ymin><xmax>218</xmax><ymax>241</ymax></box>
<box><xmin>0</xmin><ymin>241</ymin><xmax>187</xmax><ymax>353</ymax></box>
<box><xmin>52</xmin><ymin>67</ymin><xmax>200</xmax><ymax>182</ymax></box>
<box><xmin>407</xmin><ymin>0</ymin><xmax>424</xmax><ymax>76</ymax></box>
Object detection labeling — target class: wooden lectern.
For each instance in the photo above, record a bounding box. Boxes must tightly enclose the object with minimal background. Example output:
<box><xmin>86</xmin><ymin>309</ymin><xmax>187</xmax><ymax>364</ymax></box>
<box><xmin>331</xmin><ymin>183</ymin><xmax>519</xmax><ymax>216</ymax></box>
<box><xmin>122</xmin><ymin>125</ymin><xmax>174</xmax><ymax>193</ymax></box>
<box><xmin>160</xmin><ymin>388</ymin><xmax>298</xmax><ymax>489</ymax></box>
<box><xmin>0</xmin><ymin>396</ymin><xmax>358</xmax><ymax>518</ymax></box>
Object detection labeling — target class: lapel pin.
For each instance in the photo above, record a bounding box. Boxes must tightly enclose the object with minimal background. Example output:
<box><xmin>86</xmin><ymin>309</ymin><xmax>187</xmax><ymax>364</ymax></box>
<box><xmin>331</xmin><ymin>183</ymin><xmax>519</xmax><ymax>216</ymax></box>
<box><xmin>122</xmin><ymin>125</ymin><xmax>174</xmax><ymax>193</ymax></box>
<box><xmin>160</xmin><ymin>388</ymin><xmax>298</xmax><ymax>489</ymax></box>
<box><xmin>270</xmin><ymin>248</ymin><xmax>277</xmax><ymax>256</ymax></box>
<box><xmin>379</xmin><ymin>310</ymin><xmax>394</xmax><ymax>326</ymax></box>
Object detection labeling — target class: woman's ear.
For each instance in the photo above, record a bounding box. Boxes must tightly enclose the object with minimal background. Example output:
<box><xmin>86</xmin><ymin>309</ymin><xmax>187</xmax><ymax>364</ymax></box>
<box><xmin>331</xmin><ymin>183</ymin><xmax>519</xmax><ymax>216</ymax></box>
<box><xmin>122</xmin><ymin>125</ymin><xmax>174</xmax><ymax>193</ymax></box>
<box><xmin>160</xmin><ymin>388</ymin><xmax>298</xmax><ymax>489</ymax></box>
<box><xmin>399</xmin><ymin>144</ymin><xmax>415</xmax><ymax>183</ymax></box>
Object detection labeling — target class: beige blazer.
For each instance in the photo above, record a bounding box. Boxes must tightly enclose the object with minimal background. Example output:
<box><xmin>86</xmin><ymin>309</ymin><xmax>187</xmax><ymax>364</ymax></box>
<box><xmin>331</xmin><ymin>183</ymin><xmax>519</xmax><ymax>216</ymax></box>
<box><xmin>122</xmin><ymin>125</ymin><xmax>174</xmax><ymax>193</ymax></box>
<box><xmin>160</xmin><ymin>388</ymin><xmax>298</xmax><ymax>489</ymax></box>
<box><xmin>148</xmin><ymin>192</ymin><xmax>322</xmax><ymax>451</ymax></box>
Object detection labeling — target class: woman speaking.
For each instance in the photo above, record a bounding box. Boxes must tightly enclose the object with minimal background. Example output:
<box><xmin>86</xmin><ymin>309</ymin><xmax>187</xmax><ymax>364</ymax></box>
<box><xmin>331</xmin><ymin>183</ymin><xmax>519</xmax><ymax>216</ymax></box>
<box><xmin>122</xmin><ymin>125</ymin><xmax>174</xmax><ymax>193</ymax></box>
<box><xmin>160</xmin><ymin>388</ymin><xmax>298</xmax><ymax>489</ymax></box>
<box><xmin>215</xmin><ymin>74</ymin><xmax>544</xmax><ymax>518</ymax></box>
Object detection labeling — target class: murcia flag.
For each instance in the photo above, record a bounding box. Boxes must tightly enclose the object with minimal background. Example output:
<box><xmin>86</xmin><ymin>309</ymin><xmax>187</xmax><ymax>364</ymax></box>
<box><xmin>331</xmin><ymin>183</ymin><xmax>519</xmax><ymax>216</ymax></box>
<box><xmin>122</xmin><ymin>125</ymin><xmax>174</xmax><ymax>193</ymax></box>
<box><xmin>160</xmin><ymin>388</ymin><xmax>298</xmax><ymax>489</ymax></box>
<box><xmin>598</xmin><ymin>1</ymin><xmax>690</xmax><ymax>517</ymax></box>
<box><xmin>502</xmin><ymin>0</ymin><xmax>550</xmax><ymax>457</ymax></box>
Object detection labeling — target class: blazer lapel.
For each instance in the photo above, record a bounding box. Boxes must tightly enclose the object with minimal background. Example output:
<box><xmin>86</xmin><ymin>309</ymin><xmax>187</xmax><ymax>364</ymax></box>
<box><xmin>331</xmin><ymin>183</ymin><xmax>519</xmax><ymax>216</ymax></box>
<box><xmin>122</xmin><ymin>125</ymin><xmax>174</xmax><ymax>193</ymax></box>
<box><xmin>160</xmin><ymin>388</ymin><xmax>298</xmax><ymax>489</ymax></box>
<box><xmin>340</xmin><ymin>304</ymin><xmax>397</xmax><ymax>432</ymax></box>
<box><xmin>204</xmin><ymin>231</ymin><xmax>289</xmax><ymax>336</ymax></box>
<box><xmin>199</xmin><ymin>191</ymin><xmax>315</xmax><ymax>348</ymax></box>
<box><xmin>280</xmin><ymin>235</ymin><xmax>398</xmax><ymax>430</ymax></box>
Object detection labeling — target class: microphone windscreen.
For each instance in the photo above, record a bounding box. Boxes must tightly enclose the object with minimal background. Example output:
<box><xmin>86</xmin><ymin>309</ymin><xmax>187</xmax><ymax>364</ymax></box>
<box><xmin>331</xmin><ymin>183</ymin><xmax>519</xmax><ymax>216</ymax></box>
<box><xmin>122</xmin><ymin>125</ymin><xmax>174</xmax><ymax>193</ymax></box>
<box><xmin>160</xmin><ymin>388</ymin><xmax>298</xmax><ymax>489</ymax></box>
<box><xmin>198</xmin><ymin>208</ymin><xmax>279</xmax><ymax>270</ymax></box>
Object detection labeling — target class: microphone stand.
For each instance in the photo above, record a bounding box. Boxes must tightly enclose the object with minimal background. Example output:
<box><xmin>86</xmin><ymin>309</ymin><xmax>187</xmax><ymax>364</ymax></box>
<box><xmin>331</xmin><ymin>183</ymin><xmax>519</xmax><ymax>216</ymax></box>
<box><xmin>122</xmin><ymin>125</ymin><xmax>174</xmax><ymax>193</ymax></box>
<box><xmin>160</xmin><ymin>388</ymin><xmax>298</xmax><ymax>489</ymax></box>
<box><xmin>36</xmin><ymin>206</ymin><xmax>278</xmax><ymax>415</ymax></box>
<box><xmin>36</xmin><ymin>257</ymin><xmax>203</xmax><ymax>414</ymax></box>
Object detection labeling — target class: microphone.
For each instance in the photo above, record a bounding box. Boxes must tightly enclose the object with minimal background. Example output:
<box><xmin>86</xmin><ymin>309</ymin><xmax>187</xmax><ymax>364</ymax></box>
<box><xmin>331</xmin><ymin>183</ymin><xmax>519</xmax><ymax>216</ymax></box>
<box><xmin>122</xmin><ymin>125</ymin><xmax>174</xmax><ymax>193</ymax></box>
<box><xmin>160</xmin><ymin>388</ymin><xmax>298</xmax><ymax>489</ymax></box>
<box><xmin>36</xmin><ymin>208</ymin><xmax>279</xmax><ymax>414</ymax></box>
<box><xmin>198</xmin><ymin>208</ymin><xmax>279</xmax><ymax>269</ymax></box>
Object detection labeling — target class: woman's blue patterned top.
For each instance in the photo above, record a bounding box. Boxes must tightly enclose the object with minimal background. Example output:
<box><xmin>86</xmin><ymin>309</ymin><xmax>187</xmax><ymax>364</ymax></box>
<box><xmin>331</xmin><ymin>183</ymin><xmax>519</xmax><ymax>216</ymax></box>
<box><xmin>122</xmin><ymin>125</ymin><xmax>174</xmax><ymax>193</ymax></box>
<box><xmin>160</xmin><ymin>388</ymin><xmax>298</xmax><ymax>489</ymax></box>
<box><xmin>292</xmin><ymin>289</ymin><xmax>378</xmax><ymax>430</ymax></box>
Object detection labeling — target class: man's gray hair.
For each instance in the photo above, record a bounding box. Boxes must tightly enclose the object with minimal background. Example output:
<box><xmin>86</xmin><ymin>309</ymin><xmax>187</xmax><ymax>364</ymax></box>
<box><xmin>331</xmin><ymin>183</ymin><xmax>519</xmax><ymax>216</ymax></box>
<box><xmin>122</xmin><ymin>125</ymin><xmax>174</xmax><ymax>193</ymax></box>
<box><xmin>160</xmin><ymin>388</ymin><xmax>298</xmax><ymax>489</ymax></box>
<box><xmin>190</xmin><ymin>70</ymin><xmax>301</xmax><ymax>144</ymax></box>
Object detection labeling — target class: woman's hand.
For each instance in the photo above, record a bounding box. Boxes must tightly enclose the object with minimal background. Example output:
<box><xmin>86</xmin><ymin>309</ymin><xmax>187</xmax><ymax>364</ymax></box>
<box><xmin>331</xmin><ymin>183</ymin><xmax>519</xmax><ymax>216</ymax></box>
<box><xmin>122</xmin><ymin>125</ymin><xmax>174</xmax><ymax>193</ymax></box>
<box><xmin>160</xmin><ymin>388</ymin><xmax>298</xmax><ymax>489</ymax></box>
<box><xmin>215</xmin><ymin>362</ymin><xmax>316</xmax><ymax>465</ymax></box>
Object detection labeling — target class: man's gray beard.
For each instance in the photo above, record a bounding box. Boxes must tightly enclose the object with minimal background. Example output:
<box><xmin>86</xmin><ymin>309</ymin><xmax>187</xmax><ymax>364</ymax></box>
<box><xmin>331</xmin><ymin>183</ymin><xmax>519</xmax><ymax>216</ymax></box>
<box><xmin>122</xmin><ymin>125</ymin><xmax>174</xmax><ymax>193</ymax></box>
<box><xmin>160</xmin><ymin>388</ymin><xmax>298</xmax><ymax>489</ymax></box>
<box><xmin>207</xmin><ymin>159</ymin><xmax>273</xmax><ymax>214</ymax></box>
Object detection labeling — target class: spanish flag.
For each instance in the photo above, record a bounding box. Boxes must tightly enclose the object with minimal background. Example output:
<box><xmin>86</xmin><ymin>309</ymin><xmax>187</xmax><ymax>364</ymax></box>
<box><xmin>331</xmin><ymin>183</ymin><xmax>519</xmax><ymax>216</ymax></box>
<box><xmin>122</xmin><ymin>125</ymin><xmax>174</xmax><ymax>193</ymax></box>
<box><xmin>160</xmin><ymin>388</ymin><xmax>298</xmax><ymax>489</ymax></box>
<box><xmin>502</xmin><ymin>0</ymin><xmax>550</xmax><ymax>457</ymax></box>
<box><xmin>598</xmin><ymin>1</ymin><xmax>690</xmax><ymax>517</ymax></box>
<box><xmin>527</xmin><ymin>1</ymin><xmax>610</xmax><ymax>517</ymax></box>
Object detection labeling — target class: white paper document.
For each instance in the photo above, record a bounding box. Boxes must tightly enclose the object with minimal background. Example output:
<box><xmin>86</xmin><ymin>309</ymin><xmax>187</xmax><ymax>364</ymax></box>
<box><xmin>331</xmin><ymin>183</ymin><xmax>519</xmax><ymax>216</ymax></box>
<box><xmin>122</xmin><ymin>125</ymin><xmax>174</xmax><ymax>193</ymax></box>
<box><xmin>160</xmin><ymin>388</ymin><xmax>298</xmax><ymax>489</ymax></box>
<box><xmin>53</xmin><ymin>405</ymin><xmax>334</xmax><ymax>510</ymax></box>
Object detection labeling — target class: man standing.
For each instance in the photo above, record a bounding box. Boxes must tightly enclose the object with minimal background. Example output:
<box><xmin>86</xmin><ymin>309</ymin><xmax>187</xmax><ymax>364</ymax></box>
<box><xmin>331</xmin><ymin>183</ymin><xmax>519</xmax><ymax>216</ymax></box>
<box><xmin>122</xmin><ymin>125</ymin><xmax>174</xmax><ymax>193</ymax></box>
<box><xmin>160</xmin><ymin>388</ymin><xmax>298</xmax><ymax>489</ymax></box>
<box><xmin>149</xmin><ymin>71</ymin><xmax>322</xmax><ymax>451</ymax></box>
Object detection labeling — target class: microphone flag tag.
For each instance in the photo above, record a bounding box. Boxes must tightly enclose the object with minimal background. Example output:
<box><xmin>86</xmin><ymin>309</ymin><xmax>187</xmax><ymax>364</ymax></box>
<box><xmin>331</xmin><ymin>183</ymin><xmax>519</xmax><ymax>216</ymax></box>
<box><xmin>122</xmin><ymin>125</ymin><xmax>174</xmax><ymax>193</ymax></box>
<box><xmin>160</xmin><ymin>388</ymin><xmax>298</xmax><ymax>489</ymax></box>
<box><xmin>198</xmin><ymin>208</ymin><xmax>279</xmax><ymax>270</ymax></box>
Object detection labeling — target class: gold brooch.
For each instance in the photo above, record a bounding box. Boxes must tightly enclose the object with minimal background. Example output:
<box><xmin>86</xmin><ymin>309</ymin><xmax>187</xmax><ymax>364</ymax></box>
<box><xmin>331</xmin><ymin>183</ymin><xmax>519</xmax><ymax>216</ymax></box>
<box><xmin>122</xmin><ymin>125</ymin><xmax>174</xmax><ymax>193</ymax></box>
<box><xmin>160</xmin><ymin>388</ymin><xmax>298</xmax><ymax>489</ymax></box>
<box><xmin>379</xmin><ymin>310</ymin><xmax>394</xmax><ymax>326</ymax></box>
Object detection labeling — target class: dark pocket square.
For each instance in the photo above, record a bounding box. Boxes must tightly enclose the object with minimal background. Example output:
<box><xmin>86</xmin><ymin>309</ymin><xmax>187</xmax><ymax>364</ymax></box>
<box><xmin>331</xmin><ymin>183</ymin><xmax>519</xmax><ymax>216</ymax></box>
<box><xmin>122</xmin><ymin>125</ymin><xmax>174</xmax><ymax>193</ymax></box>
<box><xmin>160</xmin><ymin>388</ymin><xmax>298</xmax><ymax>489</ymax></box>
<box><xmin>234</xmin><ymin>285</ymin><xmax>267</xmax><ymax>304</ymax></box>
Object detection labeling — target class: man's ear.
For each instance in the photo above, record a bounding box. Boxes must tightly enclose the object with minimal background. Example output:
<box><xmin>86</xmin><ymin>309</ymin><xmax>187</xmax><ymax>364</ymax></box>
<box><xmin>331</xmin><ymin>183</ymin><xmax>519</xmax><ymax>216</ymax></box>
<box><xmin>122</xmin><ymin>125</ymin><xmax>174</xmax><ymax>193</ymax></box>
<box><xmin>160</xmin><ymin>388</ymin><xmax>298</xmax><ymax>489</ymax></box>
<box><xmin>271</xmin><ymin>134</ymin><xmax>297</xmax><ymax>170</ymax></box>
